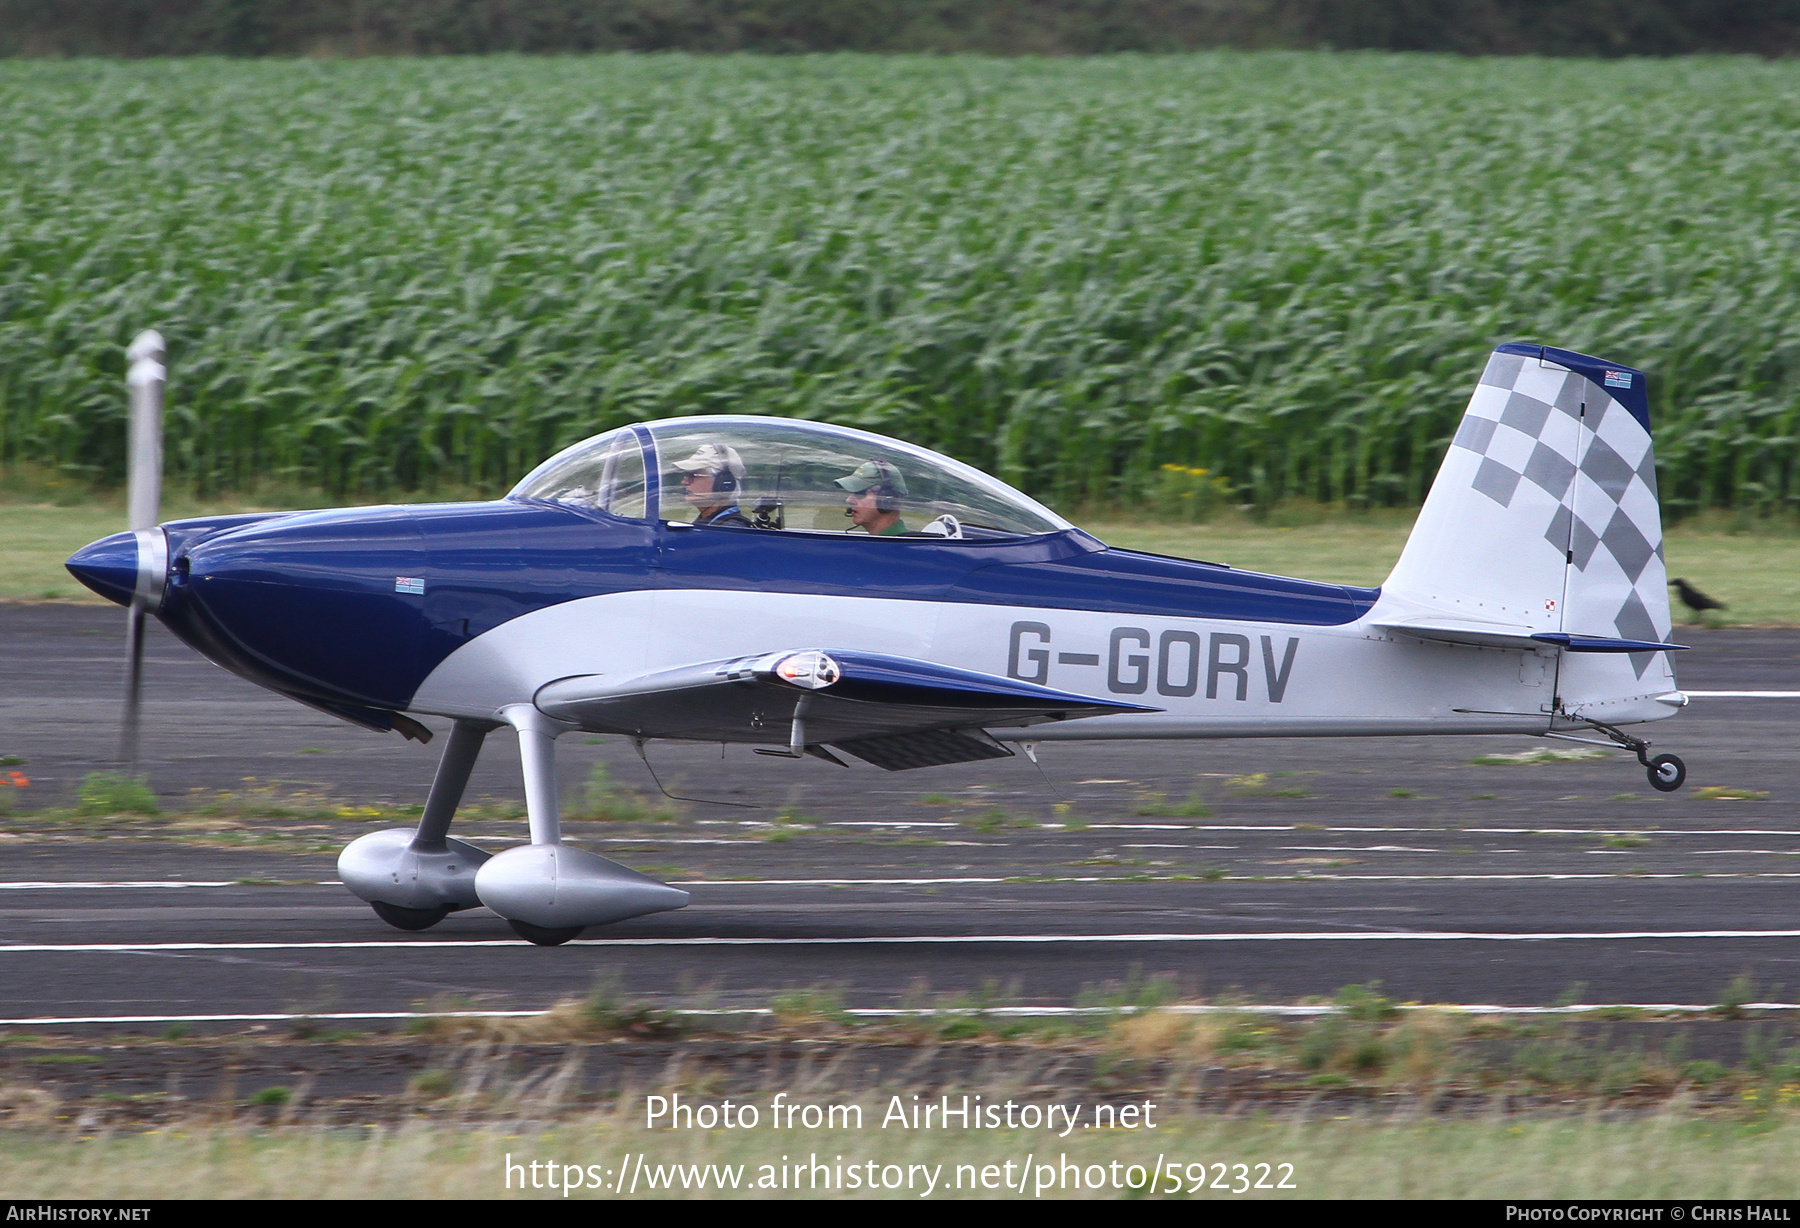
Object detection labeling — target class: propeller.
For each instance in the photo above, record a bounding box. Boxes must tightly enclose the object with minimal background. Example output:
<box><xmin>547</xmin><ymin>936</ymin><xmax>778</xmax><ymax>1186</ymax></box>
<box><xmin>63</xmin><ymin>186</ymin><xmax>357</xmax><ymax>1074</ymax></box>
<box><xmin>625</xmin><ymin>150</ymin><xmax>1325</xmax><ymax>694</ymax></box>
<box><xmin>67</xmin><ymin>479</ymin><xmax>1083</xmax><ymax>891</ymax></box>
<box><xmin>120</xmin><ymin>329</ymin><xmax>165</xmax><ymax>769</ymax></box>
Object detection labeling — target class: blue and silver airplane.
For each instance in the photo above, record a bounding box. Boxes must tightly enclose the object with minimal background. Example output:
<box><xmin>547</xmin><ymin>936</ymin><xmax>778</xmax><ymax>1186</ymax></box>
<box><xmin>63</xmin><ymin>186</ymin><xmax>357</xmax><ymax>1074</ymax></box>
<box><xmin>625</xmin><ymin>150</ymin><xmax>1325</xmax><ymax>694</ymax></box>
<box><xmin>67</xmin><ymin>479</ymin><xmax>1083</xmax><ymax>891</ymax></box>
<box><xmin>67</xmin><ymin>342</ymin><xmax>1688</xmax><ymax>944</ymax></box>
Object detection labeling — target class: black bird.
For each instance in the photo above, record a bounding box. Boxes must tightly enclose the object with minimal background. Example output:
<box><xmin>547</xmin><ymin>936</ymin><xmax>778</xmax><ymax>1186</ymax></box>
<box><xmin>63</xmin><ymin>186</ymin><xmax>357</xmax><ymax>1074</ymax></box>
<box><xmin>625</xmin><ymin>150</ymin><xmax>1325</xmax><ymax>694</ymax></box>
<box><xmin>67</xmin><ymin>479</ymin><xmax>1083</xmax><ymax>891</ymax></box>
<box><xmin>1669</xmin><ymin>578</ymin><xmax>1726</xmax><ymax>617</ymax></box>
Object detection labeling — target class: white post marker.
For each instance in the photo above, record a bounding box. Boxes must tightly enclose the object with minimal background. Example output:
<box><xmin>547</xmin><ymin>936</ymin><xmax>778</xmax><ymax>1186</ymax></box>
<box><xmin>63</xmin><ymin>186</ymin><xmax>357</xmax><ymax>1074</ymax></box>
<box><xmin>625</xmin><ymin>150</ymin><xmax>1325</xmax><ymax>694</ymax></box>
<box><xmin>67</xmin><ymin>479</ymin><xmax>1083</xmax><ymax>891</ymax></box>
<box><xmin>121</xmin><ymin>329</ymin><xmax>165</xmax><ymax>768</ymax></box>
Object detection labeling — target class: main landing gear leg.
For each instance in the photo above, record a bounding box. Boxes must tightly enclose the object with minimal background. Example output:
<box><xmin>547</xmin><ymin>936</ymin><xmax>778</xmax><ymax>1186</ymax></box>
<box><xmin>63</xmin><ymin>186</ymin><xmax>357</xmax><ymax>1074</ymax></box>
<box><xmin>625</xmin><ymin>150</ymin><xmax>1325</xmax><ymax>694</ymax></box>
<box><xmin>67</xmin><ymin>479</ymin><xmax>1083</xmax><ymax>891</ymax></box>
<box><xmin>339</xmin><ymin>717</ymin><xmax>496</xmax><ymax>930</ymax></box>
<box><xmin>415</xmin><ymin>720</ymin><xmax>490</xmax><ymax>853</ymax></box>
<box><xmin>371</xmin><ymin>720</ymin><xmax>492</xmax><ymax>931</ymax></box>
<box><xmin>472</xmin><ymin>706</ymin><xmax>691</xmax><ymax>945</ymax></box>
<box><xmin>500</xmin><ymin>705</ymin><xmax>585</xmax><ymax>946</ymax></box>
<box><xmin>1579</xmin><ymin>719</ymin><xmax>1688</xmax><ymax>793</ymax></box>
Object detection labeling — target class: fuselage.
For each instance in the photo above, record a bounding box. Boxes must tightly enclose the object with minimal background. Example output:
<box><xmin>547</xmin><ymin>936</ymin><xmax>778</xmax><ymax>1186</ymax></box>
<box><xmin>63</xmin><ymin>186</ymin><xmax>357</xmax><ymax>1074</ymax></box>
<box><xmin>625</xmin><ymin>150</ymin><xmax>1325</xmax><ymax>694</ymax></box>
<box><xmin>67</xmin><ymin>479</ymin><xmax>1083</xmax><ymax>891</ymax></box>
<box><xmin>66</xmin><ymin>495</ymin><xmax>1667</xmax><ymax>743</ymax></box>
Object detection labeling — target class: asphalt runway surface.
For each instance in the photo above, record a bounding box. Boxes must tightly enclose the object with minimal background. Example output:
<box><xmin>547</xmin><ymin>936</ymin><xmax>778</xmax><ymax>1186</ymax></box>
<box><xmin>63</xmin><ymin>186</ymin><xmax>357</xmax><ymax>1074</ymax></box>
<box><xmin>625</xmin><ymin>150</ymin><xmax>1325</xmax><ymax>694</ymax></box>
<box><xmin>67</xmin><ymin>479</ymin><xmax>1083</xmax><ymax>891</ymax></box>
<box><xmin>3</xmin><ymin>603</ymin><xmax>1799</xmax><ymax>1023</ymax></box>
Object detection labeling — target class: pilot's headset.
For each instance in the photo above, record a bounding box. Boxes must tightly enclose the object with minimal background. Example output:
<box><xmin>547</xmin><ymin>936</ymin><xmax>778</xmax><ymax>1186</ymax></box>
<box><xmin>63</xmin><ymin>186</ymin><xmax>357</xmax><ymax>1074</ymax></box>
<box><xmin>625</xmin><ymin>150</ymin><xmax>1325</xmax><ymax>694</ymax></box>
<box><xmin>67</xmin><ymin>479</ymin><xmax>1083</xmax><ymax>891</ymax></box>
<box><xmin>681</xmin><ymin>442</ymin><xmax>746</xmax><ymax>494</ymax></box>
<box><xmin>711</xmin><ymin>444</ymin><xmax>747</xmax><ymax>494</ymax></box>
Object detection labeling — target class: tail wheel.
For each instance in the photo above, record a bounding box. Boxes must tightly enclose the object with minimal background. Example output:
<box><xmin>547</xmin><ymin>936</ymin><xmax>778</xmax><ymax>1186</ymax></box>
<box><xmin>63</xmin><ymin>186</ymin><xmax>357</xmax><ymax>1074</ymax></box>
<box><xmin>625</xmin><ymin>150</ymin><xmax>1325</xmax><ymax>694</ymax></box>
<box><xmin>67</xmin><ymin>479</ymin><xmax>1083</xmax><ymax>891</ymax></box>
<box><xmin>508</xmin><ymin>919</ymin><xmax>586</xmax><ymax>946</ymax></box>
<box><xmin>371</xmin><ymin>901</ymin><xmax>451</xmax><ymax>931</ymax></box>
<box><xmin>1647</xmin><ymin>754</ymin><xmax>1687</xmax><ymax>793</ymax></box>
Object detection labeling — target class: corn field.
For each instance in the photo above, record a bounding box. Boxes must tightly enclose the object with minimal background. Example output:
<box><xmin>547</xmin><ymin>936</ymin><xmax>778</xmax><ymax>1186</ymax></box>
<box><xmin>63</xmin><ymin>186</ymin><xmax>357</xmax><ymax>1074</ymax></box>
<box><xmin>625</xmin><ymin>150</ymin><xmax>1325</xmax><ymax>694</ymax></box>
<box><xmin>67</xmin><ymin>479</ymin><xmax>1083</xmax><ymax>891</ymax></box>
<box><xmin>2</xmin><ymin>53</ymin><xmax>1798</xmax><ymax>513</ymax></box>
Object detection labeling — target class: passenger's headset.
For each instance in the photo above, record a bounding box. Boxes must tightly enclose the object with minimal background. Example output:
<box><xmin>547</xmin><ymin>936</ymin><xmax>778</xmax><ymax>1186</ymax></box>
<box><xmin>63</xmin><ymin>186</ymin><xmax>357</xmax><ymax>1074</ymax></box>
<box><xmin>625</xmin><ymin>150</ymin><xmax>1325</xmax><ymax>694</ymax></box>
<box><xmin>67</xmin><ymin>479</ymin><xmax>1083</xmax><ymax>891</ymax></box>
<box><xmin>711</xmin><ymin>465</ymin><xmax>737</xmax><ymax>494</ymax></box>
<box><xmin>869</xmin><ymin>459</ymin><xmax>900</xmax><ymax>513</ymax></box>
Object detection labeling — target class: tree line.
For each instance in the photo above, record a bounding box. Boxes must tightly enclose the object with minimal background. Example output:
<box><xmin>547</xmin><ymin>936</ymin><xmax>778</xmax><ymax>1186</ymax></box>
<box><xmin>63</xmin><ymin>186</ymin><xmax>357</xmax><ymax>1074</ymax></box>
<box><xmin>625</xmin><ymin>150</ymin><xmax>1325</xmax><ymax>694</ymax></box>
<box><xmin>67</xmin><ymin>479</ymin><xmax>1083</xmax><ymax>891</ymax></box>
<box><xmin>6</xmin><ymin>0</ymin><xmax>1798</xmax><ymax>58</ymax></box>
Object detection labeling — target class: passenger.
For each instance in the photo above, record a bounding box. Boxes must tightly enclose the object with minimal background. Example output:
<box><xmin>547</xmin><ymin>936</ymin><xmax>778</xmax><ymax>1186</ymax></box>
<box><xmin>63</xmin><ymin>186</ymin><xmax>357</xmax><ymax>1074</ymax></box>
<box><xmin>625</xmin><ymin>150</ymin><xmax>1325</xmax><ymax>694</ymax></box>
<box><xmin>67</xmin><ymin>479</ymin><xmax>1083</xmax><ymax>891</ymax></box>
<box><xmin>835</xmin><ymin>459</ymin><xmax>909</xmax><ymax>536</ymax></box>
<box><xmin>673</xmin><ymin>443</ymin><xmax>753</xmax><ymax>528</ymax></box>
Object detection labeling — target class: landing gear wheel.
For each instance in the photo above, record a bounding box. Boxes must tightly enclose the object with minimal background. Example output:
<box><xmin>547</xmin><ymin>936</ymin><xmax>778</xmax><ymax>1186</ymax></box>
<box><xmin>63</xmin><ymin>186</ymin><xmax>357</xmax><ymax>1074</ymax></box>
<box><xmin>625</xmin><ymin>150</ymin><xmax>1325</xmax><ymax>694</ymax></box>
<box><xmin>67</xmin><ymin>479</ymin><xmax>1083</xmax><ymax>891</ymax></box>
<box><xmin>1647</xmin><ymin>754</ymin><xmax>1687</xmax><ymax>793</ymax></box>
<box><xmin>371</xmin><ymin>901</ymin><xmax>452</xmax><ymax>931</ymax></box>
<box><xmin>508</xmin><ymin>919</ymin><xmax>586</xmax><ymax>946</ymax></box>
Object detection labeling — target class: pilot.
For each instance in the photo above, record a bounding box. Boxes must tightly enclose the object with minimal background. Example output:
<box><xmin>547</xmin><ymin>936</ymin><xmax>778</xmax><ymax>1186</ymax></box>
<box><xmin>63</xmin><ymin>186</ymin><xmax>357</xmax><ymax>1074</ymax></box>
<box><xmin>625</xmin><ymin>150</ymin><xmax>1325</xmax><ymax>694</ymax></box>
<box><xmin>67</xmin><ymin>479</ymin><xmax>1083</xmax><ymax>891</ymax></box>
<box><xmin>835</xmin><ymin>459</ymin><xmax>909</xmax><ymax>536</ymax></box>
<box><xmin>674</xmin><ymin>442</ymin><xmax>753</xmax><ymax>528</ymax></box>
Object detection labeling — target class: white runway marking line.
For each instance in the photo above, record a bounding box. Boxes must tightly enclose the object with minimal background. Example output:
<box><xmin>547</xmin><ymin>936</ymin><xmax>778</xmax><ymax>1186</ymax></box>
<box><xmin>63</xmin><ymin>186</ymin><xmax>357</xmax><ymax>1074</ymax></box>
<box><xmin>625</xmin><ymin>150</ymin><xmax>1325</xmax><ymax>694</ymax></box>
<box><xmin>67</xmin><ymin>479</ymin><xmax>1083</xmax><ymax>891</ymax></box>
<box><xmin>0</xmin><ymin>881</ymin><xmax>242</xmax><ymax>890</ymax></box>
<box><xmin>1281</xmin><ymin>846</ymin><xmax>1441</xmax><ymax>853</ymax></box>
<box><xmin>819</xmin><ymin>824</ymin><xmax>1800</xmax><ymax>837</ymax></box>
<box><xmin>676</xmin><ymin>873</ymin><xmax>1800</xmax><ymax>884</ymax></box>
<box><xmin>459</xmin><ymin>836</ymin><xmax>752</xmax><ymax>846</ymax></box>
<box><xmin>1183</xmin><ymin>827</ymin><xmax>1800</xmax><ymax>836</ymax></box>
<box><xmin>1588</xmin><ymin>849</ymin><xmax>1798</xmax><ymax>856</ymax></box>
<box><xmin>712</xmin><ymin>819</ymin><xmax>1800</xmax><ymax>836</ymax></box>
<box><xmin>13</xmin><ymin>868</ymin><xmax>1800</xmax><ymax>891</ymax></box>
<box><xmin>8</xmin><ymin>928</ymin><xmax>1800</xmax><ymax>953</ymax></box>
<box><xmin>7</xmin><ymin>1003</ymin><xmax>1800</xmax><ymax>1027</ymax></box>
<box><xmin>1685</xmin><ymin>691</ymin><xmax>1800</xmax><ymax>698</ymax></box>
<box><xmin>644</xmin><ymin>819</ymin><xmax>1800</xmax><ymax>838</ymax></box>
<box><xmin>1123</xmin><ymin>844</ymin><xmax>1236</xmax><ymax>850</ymax></box>
<box><xmin>702</xmin><ymin>871</ymin><xmax>1800</xmax><ymax>878</ymax></box>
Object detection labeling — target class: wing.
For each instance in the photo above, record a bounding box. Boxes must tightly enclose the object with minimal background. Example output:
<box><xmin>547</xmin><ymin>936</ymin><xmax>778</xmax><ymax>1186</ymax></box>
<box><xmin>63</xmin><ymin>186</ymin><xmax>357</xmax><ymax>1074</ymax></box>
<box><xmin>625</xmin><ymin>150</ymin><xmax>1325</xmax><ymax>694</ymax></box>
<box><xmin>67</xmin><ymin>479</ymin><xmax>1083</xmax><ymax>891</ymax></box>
<box><xmin>533</xmin><ymin>649</ymin><xmax>1158</xmax><ymax>770</ymax></box>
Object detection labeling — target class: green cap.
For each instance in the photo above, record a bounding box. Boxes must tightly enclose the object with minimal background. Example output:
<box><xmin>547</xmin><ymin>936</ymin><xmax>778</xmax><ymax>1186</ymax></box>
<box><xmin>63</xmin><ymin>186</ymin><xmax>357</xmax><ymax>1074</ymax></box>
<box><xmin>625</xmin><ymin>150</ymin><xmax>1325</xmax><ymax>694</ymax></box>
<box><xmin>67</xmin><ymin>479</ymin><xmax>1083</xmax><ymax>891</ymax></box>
<box><xmin>833</xmin><ymin>459</ymin><xmax>908</xmax><ymax>496</ymax></box>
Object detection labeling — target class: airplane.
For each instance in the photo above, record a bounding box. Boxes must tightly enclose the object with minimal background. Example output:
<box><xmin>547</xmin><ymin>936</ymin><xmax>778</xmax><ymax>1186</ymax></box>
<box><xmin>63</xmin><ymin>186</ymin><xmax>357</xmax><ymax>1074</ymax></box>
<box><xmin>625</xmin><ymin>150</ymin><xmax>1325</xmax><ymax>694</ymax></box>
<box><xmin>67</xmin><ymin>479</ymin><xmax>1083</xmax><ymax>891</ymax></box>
<box><xmin>67</xmin><ymin>339</ymin><xmax>1689</xmax><ymax>945</ymax></box>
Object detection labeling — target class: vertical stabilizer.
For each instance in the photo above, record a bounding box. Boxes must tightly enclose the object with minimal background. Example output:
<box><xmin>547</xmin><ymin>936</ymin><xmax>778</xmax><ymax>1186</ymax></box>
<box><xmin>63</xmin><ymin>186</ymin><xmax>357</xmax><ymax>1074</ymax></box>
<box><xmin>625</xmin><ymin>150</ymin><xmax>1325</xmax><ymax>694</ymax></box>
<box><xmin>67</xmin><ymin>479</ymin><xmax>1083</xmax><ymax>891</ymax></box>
<box><xmin>1382</xmin><ymin>343</ymin><xmax>1677</xmax><ymax>721</ymax></box>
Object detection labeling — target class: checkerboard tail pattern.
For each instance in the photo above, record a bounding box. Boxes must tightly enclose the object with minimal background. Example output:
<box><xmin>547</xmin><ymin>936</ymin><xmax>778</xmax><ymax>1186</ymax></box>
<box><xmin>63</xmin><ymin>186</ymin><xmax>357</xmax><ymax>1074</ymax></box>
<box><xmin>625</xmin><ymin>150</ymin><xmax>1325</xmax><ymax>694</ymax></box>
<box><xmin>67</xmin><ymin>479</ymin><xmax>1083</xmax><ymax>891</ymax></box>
<box><xmin>1385</xmin><ymin>345</ymin><xmax>1675</xmax><ymax>694</ymax></box>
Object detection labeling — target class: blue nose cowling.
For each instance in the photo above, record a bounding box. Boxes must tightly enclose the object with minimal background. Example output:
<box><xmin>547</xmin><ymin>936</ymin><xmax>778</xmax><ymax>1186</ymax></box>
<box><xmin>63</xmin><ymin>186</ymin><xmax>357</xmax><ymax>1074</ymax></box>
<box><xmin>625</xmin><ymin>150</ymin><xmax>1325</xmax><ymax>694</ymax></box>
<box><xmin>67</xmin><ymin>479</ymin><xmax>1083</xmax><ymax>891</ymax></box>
<box><xmin>66</xmin><ymin>531</ymin><xmax>141</xmax><ymax>607</ymax></box>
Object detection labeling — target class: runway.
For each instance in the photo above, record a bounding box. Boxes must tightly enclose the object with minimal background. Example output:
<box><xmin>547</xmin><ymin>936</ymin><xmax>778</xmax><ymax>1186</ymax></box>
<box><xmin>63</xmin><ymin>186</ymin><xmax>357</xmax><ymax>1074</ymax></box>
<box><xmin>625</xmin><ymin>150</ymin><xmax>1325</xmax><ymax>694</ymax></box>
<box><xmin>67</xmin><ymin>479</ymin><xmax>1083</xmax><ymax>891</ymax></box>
<box><xmin>2</xmin><ymin>603</ymin><xmax>1798</xmax><ymax>1022</ymax></box>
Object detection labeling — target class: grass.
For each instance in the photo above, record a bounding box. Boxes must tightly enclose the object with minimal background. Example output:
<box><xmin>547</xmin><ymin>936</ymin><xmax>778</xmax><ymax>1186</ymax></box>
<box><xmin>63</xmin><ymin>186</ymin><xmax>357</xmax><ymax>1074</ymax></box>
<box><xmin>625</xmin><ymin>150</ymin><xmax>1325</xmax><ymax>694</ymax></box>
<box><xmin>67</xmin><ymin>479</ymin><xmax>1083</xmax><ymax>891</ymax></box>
<box><xmin>6</xmin><ymin>1096</ymin><xmax>1800</xmax><ymax>1198</ymax></box>
<box><xmin>1468</xmin><ymin>748</ymin><xmax>1613</xmax><ymax>767</ymax></box>
<box><xmin>0</xmin><ymin>503</ymin><xmax>123</xmax><ymax>602</ymax></box>
<box><xmin>1090</xmin><ymin>513</ymin><xmax>1800</xmax><ymax>624</ymax></box>
<box><xmin>0</xmin><ymin>492</ymin><xmax>343</xmax><ymax>603</ymax></box>
<box><xmin>1132</xmin><ymin>790</ymin><xmax>1214</xmax><ymax>819</ymax></box>
<box><xmin>1087</xmin><ymin>511</ymin><xmax>1418</xmax><ymax>586</ymax></box>
<box><xmin>768</xmin><ymin>986</ymin><xmax>851</xmax><ymax>1027</ymax></box>
<box><xmin>1221</xmin><ymin>772</ymin><xmax>1314</xmax><ymax>799</ymax></box>
<box><xmin>0</xmin><ymin>779</ymin><xmax>520</xmax><ymax>852</ymax></box>
<box><xmin>75</xmin><ymin>772</ymin><xmax>159</xmax><ymax>817</ymax></box>
<box><xmin>10</xmin><ymin>976</ymin><xmax>1800</xmax><ymax>1200</ymax></box>
<box><xmin>7</xmin><ymin>55</ymin><xmax>1800</xmax><ymax>514</ymax></box>
<box><xmin>567</xmin><ymin>764</ymin><xmax>678</xmax><ymax>824</ymax></box>
<box><xmin>961</xmin><ymin>807</ymin><xmax>1035</xmax><ymax>833</ymax></box>
<box><xmin>407</xmin><ymin>978</ymin><xmax>683</xmax><ymax>1044</ymax></box>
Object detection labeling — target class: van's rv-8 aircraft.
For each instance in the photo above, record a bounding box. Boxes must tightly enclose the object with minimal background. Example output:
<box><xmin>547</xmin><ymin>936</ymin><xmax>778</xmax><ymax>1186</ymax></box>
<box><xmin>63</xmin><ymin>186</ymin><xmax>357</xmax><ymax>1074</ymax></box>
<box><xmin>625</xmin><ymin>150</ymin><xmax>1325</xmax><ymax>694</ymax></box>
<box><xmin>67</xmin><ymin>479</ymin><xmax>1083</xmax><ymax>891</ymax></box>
<box><xmin>68</xmin><ymin>342</ymin><xmax>1689</xmax><ymax>944</ymax></box>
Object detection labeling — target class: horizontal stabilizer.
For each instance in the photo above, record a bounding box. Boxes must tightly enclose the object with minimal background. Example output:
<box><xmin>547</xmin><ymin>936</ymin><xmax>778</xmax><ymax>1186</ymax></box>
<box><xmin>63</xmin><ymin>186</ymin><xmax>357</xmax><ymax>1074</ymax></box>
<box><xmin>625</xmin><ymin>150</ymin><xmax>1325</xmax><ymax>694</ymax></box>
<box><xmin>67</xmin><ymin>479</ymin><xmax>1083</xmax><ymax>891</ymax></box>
<box><xmin>1373</xmin><ymin>618</ymin><xmax>1545</xmax><ymax>650</ymax></box>
<box><xmin>1375</xmin><ymin>619</ymin><xmax>1685</xmax><ymax>655</ymax></box>
<box><xmin>1530</xmin><ymin>632</ymin><xmax>1687</xmax><ymax>654</ymax></box>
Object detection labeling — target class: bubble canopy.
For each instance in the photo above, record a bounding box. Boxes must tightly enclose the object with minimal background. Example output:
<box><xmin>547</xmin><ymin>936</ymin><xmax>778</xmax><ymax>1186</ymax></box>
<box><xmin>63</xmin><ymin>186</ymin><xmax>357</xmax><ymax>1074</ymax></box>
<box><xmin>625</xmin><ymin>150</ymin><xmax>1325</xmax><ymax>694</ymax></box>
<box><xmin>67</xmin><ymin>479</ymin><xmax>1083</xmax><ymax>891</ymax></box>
<box><xmin>510</xmin><ymin>416</ymin><xmax>1072</xmax><ymax>539</ymax></box>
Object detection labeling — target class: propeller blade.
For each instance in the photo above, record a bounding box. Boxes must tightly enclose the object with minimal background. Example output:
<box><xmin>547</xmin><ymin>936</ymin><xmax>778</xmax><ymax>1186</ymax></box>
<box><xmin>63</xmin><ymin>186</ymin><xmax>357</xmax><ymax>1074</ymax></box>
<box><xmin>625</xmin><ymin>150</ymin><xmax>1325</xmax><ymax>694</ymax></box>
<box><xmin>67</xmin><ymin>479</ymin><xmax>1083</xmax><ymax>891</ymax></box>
<box><xmin>121</xmin><ymin>604</ymin><xmax>145</xmax><ymax>767</ymax></box>
<box><xmin>125</xmin><ymin>330</ymin><xmax>164</xmax><ymax>534</ymax></box>
<box><xmin>120</xmin><ymin>330</ymin><xmax>165</xmax><ymax>769</ymax></box>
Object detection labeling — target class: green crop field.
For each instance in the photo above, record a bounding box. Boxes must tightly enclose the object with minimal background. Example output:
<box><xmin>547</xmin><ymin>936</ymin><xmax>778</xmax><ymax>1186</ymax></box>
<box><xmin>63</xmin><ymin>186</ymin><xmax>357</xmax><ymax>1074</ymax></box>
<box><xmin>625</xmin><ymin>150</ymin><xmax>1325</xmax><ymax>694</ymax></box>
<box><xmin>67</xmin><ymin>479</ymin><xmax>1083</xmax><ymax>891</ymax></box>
<box><xmin>3</xmin><ymin>54</ymin><xmax>1800</xmax><ymax>514</ymax></box>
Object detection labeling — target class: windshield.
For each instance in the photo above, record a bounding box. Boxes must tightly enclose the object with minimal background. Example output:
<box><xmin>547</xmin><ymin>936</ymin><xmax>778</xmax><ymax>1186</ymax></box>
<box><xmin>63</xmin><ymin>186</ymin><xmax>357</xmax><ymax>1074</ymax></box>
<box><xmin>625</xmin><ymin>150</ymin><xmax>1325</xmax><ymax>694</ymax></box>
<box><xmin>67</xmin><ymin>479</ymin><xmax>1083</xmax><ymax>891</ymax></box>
<box><xmin>644</xmin><ymin>417</ymin><xmax>1069</xmax><ymax>537</ymax></box>
<box><xmin>509</xmin><ymin>426</ymin><xmax>648</xmax><ymax>518</ymax></box>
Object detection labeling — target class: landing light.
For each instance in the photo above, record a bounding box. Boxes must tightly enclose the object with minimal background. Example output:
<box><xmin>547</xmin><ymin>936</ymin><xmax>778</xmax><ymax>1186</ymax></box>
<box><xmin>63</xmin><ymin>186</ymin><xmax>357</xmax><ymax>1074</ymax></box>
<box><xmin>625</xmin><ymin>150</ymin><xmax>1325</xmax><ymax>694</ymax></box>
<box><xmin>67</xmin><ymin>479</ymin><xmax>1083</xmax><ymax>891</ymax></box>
<box><xmin>776</xmin><ymin>651</ymin><xmax>841</xmax><ymax>690</ymax></box>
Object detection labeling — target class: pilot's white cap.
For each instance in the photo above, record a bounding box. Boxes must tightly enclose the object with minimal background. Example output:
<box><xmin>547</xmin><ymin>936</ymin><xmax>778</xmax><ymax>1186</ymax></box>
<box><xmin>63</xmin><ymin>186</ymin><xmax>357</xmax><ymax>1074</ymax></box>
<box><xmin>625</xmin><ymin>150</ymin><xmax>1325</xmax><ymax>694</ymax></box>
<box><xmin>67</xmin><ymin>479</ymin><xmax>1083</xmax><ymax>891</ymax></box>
<box><xmin>673</xmin><ymin>442</ymin><xmax>746</xmax><ymax>481</ymax></box>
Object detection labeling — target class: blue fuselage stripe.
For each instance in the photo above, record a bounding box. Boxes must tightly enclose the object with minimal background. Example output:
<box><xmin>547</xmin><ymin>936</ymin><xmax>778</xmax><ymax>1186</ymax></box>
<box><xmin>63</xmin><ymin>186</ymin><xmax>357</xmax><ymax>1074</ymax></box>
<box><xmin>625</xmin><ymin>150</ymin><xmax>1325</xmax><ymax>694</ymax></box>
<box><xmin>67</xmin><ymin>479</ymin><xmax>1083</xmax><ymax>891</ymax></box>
<box><xmin>153</xmin><ymin>501</ymin><xmax>1378</xmax><ymax>716</ymax></box>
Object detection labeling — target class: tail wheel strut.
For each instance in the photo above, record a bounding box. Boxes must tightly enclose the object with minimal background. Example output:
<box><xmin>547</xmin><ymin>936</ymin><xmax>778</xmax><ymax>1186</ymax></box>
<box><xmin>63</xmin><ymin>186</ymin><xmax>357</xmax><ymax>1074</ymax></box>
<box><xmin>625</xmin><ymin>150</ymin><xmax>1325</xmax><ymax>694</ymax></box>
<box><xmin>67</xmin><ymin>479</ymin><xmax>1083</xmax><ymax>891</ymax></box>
<box><xmin>1582</xmin><ymin>719</ymin><xmax>1687</xmax><ymax>793</ymax></box>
